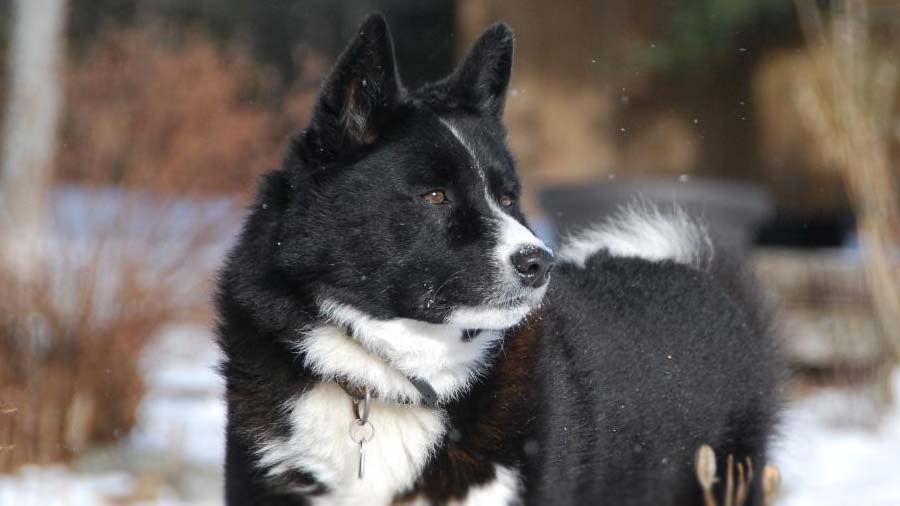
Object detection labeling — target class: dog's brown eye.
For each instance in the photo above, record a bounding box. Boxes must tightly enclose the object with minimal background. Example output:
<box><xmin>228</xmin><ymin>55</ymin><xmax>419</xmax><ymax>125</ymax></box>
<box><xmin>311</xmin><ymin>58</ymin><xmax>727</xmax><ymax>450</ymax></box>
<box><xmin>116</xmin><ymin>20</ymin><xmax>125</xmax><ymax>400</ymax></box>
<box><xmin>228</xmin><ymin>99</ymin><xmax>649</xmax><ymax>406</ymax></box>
<box><xmin>422</xmin><ymin>190</ymin><xmax>447</xmax><ymax>205</ymax></box>
<box><xmin>500</xmin><ymin>193</ymin><xmax>515</xmax><ymax>208</ymax></box>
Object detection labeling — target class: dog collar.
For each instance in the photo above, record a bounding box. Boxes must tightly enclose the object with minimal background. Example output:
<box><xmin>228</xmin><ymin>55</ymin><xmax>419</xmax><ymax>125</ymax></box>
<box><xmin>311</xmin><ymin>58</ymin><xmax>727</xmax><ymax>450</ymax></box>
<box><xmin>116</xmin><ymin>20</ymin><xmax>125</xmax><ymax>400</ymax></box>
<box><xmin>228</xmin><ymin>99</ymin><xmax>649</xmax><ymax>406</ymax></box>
<box><xmin>327</xmin><ymin>323</ymin><xmax>442</xmax><ymax>408</ymax></box>
<box><xmin>334</xmin><ymin>374</ymin><xmax>439</xmax><ymax>409</ymax></box>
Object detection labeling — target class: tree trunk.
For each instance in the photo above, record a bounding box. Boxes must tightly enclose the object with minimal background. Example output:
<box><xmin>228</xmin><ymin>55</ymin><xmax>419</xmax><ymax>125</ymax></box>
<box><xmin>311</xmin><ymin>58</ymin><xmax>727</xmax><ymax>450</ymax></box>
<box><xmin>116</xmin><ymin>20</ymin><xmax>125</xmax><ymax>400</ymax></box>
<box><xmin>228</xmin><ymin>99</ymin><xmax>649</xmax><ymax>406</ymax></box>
<box><xmin>1</xmin><ymin>0</ymin><xmax>67</xmax><ymax>279</ymax></box>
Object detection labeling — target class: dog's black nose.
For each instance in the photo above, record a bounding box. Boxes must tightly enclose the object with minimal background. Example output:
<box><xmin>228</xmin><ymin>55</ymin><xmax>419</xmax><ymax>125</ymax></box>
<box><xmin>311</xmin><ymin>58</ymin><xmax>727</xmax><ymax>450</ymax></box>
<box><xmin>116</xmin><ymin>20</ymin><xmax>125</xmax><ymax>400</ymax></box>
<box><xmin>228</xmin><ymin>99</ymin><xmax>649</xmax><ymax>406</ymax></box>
<box><xmin>511</xmin><ymin>247</ymin><xmax>554</xmax><ymax>287</ymax></box>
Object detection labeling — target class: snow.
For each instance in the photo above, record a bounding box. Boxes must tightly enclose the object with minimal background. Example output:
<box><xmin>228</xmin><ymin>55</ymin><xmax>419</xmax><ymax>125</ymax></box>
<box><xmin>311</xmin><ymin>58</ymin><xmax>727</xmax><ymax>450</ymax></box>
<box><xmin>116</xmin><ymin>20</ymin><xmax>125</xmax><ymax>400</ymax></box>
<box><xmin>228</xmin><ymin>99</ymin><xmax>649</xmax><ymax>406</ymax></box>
<box><xmin>0</xmin><ymin>464</ymin><xmax>221</xmax><ymax>506</ymax></box>
<box><xmin>772</xmin><ymin>368</ymin><xmax>900</xmax><ymax>506</ymax></box>
<box><xmin>127</xmin><ymin>324</ymin><xmax>226</xmax><ymax>466</ymax></box>
<box><xmin>0</xmin><ymin>466</ymin><xmax>135</xmax><ymax>506</ymax></box>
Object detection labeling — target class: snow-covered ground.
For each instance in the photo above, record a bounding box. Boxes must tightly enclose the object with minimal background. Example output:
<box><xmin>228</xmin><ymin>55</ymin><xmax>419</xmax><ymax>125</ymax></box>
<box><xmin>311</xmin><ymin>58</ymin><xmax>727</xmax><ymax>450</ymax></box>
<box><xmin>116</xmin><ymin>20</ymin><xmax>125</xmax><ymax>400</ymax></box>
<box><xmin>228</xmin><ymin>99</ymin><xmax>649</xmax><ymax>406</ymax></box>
<box><xmin>129</xmin><ymin>324</ymin><xmax>226</xmax><ymax>467</ymax></box>
<box><xmin>2</xmin><ymin>322</ymin><xmax>900</xmax><ymax>505</ymax></box>
<box><xmin>772</xmin><ymin>368</ymin><xmax>900</xmax><ymax>506</ymax></box>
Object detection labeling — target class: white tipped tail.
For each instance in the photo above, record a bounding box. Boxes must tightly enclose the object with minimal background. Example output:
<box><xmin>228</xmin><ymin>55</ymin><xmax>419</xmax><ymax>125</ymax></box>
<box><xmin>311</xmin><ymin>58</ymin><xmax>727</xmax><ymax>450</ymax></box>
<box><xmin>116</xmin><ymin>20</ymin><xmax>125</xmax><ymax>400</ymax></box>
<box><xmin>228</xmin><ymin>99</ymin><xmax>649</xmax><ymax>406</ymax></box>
<box><xmin>557</xmin><ymin>203</ymin><xmax>713</xmax><ymax>269</ymax></box>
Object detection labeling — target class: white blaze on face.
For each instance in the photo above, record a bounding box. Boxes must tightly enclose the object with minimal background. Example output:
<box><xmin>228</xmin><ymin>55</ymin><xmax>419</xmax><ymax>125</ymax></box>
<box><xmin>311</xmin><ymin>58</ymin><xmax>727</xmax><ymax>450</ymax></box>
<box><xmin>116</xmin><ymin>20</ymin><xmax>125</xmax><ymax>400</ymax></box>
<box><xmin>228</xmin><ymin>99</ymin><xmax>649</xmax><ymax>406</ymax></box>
<box><xmin>438</xmin><ymin>118</ymin><xmax>551</xmax><ymax>327</ymax></box>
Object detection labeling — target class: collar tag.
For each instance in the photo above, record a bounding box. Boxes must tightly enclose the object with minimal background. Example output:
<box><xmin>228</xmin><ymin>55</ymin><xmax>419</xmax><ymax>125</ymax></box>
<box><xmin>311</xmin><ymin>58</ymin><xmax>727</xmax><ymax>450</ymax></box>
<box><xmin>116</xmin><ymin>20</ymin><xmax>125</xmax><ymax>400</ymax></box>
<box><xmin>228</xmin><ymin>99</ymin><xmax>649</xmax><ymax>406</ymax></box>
<box><xmin>349</xmin><ymin>389</ymin><xmax>374</xmax><ymax>480</ymax></box>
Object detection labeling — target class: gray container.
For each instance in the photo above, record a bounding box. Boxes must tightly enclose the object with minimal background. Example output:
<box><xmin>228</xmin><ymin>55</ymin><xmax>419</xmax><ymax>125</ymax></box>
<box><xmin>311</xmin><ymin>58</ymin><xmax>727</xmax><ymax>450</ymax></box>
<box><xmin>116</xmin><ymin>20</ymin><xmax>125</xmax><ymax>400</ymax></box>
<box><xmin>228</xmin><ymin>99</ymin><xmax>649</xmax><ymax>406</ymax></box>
<box><xmin>539</xmin><ymin>177</ymin><xmax>773</xmax><ymax>258</ymax></box>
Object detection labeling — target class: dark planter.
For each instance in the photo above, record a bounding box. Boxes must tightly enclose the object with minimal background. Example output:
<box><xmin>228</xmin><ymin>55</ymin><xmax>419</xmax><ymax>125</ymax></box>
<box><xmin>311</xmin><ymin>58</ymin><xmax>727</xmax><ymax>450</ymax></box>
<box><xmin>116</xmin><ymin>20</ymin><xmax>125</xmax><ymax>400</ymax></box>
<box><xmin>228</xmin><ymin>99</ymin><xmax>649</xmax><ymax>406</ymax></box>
<box><xmin>538</xmin><ymin>177</ymin><xmax>773</xmax><ymax>258</ymax></box>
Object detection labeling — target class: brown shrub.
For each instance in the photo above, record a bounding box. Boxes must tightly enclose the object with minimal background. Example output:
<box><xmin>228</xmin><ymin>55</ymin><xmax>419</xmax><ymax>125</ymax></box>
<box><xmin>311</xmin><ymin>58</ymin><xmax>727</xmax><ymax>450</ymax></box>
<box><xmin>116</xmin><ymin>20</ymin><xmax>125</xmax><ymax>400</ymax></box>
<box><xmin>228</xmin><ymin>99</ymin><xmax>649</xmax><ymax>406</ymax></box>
<box><xmin>0</xmin><ymin>187</ymin><xmax>236</xmax><ymax>472</ymax></box>
<box><xmin>56</xmin><ymin>24</ymin><xmax>321</xmax><ymax>195</ymax></box>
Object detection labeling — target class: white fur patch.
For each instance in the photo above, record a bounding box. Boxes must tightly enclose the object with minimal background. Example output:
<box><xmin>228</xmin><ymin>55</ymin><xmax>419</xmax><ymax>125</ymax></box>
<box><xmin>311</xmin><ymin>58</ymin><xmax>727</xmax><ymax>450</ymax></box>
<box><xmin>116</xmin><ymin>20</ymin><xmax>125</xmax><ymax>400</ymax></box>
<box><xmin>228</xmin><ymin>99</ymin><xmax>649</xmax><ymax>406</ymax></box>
<box><xmin>449</xmin><ymin>465</ymin><xmax>522</xmax><ymax>506</ymax></box>
<box><xmin>275</xmin><ymin>304</ymin><xmax>528</xmax><ymax>505</ymax></box>
<box><xmin>257</xmin><ymin>383</ymin><xmax>446</xmax><ymax>506</ymax></box>
<box><xmin>309</xmin><ymin>301</ymin><xmax>504</xmax><ymax>403</ymax></box>
<box><xmin>557</xmin><ymin>203</ymin><xmax>713</xmax><ymax>269</ymax></box>
<box><xmin>445</xmin><ymin>285</ymin><xmax>547</xmax><ymax>329</ymax></box>
<box><xmin>398</xmin><ymin>465</ymin><xmax>521</xmax><ymax>506</ymax></box>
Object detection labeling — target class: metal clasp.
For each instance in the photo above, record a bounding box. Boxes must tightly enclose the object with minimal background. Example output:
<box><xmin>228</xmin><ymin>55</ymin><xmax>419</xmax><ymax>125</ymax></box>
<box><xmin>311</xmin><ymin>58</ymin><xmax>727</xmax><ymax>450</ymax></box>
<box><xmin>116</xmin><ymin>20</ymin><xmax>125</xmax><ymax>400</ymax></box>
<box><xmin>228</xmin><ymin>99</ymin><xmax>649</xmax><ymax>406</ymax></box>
<box><xmin>349</xmin><ymin>388</ymin><xmax>374</xmax><ymax>479</ymax></box>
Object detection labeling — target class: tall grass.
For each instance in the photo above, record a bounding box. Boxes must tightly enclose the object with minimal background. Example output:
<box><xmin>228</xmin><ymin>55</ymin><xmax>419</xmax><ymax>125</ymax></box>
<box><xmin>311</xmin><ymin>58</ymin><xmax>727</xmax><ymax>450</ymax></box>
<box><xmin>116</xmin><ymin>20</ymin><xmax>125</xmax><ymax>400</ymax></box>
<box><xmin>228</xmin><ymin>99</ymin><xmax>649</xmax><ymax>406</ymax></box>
<box><xmin>694</xmin><ymin>444</ymin><xmax>781</xmax><ymax>506</ymax></box>
<box><xmin>792</xmin><ymin>0</ymin><xmax>900</xmax><ymax>360</ymax></box>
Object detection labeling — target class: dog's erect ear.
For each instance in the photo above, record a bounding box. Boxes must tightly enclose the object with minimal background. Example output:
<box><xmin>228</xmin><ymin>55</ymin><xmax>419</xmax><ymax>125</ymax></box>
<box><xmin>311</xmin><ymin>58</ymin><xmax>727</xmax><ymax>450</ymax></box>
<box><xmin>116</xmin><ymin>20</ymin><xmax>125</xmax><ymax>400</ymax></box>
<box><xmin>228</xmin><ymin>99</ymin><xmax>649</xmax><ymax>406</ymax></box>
<box><xmin>301</xmin><ymin>13</ymin><xmax>401</xmax><ymax>164</ymax></box>
<box><xmin>450</xmin><ymin>23</ymin><xmax>514</xmax><ymax>118</ymax></box>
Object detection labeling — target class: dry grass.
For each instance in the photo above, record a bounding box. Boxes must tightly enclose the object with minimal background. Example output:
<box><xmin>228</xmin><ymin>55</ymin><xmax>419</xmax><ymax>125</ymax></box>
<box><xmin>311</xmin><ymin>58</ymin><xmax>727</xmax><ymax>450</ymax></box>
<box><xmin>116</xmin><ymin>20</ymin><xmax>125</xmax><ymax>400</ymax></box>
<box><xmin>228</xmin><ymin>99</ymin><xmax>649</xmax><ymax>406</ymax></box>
<box><xmin>1</xmin><ymin>254</ymin><xmax>173</xmax><ymax>470</ymax></box>
<box><xmin>0</xmin><ymin>186</ymin><xmax>234</xmax><ymax>472</ymax></box>
<box><xmin>792</xmin><ymin>0</ymin><xmax>900</xmax><ymax>359</ymax></box>
<box><xmin>694</xmin><ymin>444</ymin><xmax>780</xmax><ymax>506</ymax></box>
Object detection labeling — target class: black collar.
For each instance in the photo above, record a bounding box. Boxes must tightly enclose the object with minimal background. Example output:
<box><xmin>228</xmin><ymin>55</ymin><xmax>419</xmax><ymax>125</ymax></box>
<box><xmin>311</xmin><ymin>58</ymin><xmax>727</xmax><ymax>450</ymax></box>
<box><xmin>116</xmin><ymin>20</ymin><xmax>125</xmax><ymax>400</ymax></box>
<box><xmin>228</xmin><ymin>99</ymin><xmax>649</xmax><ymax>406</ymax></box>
<box><xmin>325</xmin><ymin>324</ymin><xmax>492</xmax><ymax>409</ymax></box>
<box><xmin>326</xmin><ymin>323</ymin><xmax>444</xmax><ymax>408</ymax></box>
<box><xmin>334</xmin><ymin>374</ymin><xmax>439</xmax><ymax>409</ymax></box>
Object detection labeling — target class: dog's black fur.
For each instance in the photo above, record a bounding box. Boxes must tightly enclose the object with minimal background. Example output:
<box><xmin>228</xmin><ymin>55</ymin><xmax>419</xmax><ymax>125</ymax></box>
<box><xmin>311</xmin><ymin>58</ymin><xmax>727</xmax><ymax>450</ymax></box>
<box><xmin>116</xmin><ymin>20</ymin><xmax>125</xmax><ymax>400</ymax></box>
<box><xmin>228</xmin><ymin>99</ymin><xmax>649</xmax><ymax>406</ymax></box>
<box><xmin>217</xmin><ymin>13</ymin><xmax>778</xmax><ymax>505</ymax></box>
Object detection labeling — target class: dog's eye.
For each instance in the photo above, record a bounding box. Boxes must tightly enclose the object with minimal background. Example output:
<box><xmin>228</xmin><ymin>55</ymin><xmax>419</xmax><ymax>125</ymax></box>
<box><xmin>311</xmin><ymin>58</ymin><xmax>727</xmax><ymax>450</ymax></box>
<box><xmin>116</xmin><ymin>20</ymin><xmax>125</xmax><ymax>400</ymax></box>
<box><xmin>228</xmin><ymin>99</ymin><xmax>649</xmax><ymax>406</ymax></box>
<box><xmin>421</xmin><ymin>190</ymin><xmax>448</xmax><ymax>205</ymax></box>
<box><xmin>499</xmin><ymin>193</ymin><xmax>515</xmax><ymax>208</ymax></box>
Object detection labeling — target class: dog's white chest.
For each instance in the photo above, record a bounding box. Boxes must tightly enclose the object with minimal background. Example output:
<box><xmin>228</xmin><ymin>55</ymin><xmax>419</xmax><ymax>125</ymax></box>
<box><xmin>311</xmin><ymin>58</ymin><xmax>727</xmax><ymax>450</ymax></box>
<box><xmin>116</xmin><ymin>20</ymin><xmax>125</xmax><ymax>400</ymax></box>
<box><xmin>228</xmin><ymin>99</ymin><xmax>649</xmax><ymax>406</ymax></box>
<box><xmin>258</xmin><ymin>383</ymin><xmax>446</xmax><ymax>505</ymax></box>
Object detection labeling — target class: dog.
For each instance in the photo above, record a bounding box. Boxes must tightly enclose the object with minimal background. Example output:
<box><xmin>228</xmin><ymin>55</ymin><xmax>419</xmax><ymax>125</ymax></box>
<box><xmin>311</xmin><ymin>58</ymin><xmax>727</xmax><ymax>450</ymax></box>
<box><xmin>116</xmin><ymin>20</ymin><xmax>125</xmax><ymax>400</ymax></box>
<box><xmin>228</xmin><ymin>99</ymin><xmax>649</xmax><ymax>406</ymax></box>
<box><xmin>216</xmin><ymin>13</ymin><xmax>778</xmax><ymax>506</ymax></box>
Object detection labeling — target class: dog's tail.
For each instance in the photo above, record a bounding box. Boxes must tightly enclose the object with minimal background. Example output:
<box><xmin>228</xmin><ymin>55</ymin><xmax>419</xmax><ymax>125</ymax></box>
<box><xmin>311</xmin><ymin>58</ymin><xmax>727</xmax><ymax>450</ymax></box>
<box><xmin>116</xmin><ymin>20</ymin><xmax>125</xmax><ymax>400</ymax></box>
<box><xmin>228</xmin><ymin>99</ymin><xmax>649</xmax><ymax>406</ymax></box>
<box><xmin>556</xmin><ymin>202</ymin><xmax>714</xmax><ymax>270</ymax></box>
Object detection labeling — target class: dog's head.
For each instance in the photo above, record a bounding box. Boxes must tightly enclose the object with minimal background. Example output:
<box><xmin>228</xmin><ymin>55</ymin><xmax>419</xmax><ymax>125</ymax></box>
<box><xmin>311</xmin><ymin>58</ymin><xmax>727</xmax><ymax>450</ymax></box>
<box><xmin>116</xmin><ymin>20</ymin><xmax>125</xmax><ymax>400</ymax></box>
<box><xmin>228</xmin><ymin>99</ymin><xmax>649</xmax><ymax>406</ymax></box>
<box><xmin>275</xmin><ymin>14</ymin><xmax>552</xmax><ymax>331</ymax></box>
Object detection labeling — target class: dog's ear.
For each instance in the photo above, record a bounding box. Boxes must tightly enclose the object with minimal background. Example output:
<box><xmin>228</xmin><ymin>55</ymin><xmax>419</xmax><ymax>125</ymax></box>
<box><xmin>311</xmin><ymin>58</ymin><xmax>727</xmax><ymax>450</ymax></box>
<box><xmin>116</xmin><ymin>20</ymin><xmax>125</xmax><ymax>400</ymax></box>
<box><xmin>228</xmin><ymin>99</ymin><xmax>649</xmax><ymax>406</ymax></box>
<box><xmin>449</xmin><ymin>23</ymin><xmax>514</xmax><ymax>118</ymax></box>
<box><xmin>300</xmin><ymin>13</ymin><xmax>401</xmax><ymax>165</ymax></box>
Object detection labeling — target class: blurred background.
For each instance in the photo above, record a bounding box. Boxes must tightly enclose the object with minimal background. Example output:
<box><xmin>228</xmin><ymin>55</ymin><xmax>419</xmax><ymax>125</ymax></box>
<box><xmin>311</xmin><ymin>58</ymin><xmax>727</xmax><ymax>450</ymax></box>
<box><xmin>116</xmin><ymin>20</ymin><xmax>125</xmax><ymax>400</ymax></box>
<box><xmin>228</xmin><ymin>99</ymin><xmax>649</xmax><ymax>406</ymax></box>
<box><xmin>0</xmin><ymin>0</ymin><xmax>898</xmax><ymax>504</ymax></box>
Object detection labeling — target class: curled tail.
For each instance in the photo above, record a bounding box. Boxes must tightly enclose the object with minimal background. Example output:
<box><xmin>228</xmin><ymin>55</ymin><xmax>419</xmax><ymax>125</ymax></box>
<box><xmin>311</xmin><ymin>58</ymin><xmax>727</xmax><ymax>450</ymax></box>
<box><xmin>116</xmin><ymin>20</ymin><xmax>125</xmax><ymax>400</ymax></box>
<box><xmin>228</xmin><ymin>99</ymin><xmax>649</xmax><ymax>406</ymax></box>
<box><xmin>557</xmin><ymin>202</ymin><xmax>714</xmax><ymax>270</ymax></box>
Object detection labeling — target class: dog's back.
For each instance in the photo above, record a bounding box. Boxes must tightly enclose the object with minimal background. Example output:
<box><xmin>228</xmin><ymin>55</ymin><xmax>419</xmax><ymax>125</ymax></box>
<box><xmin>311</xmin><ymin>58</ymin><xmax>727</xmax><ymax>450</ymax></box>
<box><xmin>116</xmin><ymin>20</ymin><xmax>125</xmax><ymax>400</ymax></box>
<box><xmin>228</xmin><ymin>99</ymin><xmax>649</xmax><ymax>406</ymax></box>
<box><xmin>532</xmin><ymin>256</ymin><xmax>776</xmax><ymax>504</ymax></box>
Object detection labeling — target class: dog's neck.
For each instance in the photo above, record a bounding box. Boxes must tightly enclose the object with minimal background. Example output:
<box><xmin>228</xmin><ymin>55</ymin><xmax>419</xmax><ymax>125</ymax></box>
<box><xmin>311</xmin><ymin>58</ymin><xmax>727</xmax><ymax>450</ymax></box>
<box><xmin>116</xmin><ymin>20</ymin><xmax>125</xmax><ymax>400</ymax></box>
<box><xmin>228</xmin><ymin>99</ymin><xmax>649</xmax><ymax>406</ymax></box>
<box><xmin>297</xmin><ymin>300</ymin><xmax>505</xmax><ymax>406</ymax></box>
<box><xmin>331</xmin><ymin>363</ymin><xmax>441</xmax><ymax>408</ymax></box>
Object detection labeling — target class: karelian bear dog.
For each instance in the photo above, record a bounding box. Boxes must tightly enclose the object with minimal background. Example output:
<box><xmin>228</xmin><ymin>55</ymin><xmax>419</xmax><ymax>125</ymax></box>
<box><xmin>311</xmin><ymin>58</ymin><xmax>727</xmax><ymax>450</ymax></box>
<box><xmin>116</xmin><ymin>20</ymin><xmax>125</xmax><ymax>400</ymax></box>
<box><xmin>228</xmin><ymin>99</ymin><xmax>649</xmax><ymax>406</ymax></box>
<box><xmin>216</xmin><ymin>13</ymin><xmax>778</xmax><ymax>506</ymax></box>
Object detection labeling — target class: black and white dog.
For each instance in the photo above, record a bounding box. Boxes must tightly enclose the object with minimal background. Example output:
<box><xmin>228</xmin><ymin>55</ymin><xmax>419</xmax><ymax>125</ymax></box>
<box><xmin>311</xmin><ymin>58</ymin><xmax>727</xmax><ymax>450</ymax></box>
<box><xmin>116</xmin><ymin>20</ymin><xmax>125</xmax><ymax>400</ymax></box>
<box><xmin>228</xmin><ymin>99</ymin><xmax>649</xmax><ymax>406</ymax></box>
<box><xmin>217</xmin><ymin>13</ymin><xmax>777</xmax><ymax>506</ymax></box>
